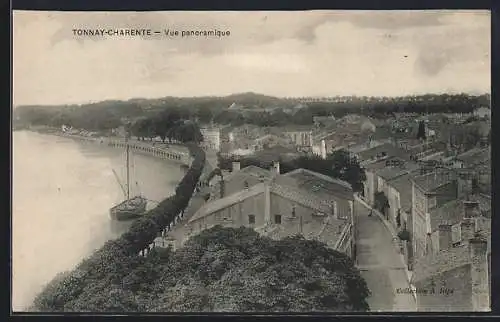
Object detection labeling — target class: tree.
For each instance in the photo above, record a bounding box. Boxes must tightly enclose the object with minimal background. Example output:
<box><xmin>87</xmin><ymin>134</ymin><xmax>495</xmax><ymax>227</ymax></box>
<box><xmin>374</xmin><ymin>191</ymin><xmax>390</xmax><ymax>218</ymax></box>
<box><xmin>194</xmin><ymin>108</ymin><xmax>214</xmax><ymax>124</ymax></box>
<box><xmin>34</xmin><ymin>226</ymin><xmax>371</xmax><ymax>312</ymax></box>
<box><xmin>416</xmin><ymin>121</ymin><xmax>426</xmax><ymax>140</ymax></box>
<box><xmin>326</xmin><ymin>150</ymin><xmax>366</xmax><ymax>193</ymax></box>
<box><xmin>171</xmin><ymin>122</ymin><xmax>204</xmax><ymax>143</ymax></box>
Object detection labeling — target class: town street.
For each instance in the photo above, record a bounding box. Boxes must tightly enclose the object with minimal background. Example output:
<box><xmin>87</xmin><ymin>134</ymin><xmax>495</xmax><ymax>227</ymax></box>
<box><xmin>355</xmin><ymin>200</ymin><xmax>417</xmax><ymax>312</ymax></box>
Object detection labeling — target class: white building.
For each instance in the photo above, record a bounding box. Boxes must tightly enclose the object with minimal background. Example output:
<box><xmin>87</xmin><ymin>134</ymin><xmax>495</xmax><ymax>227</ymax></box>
<box><xmin>473</xmin><ymin>106</ymin><xmax>491</xmax><ymax>120</ymax></box>
<box><xmin>200</xmin><ymin>127</ymin><xmax>221</xmax><ymax>152</ymax></box>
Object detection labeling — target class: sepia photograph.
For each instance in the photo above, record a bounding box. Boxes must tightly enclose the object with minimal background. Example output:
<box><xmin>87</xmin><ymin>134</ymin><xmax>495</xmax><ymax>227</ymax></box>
<box><xmin>12</xmin><ymin>10</ymin><xmax>491</xmax><ymax>313</ymax></box>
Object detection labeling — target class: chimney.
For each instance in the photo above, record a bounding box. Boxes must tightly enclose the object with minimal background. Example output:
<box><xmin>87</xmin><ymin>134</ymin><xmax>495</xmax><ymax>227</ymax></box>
<box><xmin>438</xmin><ymin>224</ymin><xmax>452</xmax><ymax>251</ymax></box>
<box><xmin>469</xmin><ymin>233</ymin><xmax>490</xmax><ymax>311</ymax></box>
<box><xmin>264</xmin><ymin>182</ymin><xmax>272</xmax><ymax>224</ymax></box>
<box><xmin>273</xmin><ymin>161</ymin><xmax>280</xmax><ymax>174</ymax></box>
<box><xmin>457</xmin><ymin>176</ymin><xmax>473</xmax><ymax>199</ymax></box>
<box><xmin>464</xmin><ymin>201</ymin><xmax>480</xmax><ymax>219</ymax></box>
<box><xmin>461</xmin><ymin>219</ymin><xmax>476</xmax><ymax>243</ymax></box>
<box><xmin>232</xmin><ymin>161</ymin><xmax>240</xmax><ymax>172</ymax></box>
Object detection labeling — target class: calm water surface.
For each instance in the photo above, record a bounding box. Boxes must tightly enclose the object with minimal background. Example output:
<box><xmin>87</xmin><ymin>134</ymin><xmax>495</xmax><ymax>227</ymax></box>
<box><xmin>12</xmin><ymin>131</ymin><xmax>184</xmax><ymax>311</ymax></box>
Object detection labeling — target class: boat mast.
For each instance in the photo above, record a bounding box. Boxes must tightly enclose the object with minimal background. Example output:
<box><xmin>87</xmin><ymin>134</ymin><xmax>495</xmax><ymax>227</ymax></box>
<box><xmin>126</xmin><ymin>135</ymin><xmax>130</xmax><ymax>200</ymax></box>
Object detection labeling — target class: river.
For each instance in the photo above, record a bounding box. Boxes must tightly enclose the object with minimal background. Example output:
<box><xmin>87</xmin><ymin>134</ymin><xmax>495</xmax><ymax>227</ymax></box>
<box><xmin>12</xmin><ymin>131</ymin><xmax>184</xmax><ymax>311</ymax></box>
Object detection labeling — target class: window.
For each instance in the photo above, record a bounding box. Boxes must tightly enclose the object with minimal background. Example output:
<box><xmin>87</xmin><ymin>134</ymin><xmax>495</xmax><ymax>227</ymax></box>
<box><xmin>248</xmin><ymin>214</ymin><xmax>255</xmax><ymax>224</ymax></box>
<box><xmin>427</xmin><ymin>197</ymin><xmax>437</xmax><ymax>209</ymax></box>
<box><xmin>274</xmin><ymin>215</ymin><xmax>282</xmax><ymax>224</ymax></box>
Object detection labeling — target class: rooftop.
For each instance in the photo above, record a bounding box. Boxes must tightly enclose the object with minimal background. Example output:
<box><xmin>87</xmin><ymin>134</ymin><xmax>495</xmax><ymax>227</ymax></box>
<box><xmin>412</xmin><ymin>244</ymin><xmax>471</xmax><ymax>283</ymax></box>
<box><xmin>270</xmin><ymin>176</ymin><xmax>337</xmax><ymax>214</ymax></box>
<box><xmin>429</xmin><ymin>194</ymin><xmax>492</xmax><ymax>231</ymax></box>
<box><xmin>375</xmin><ymin>161</ymin><xmax>420</xmax><ymax>181</ymax></box>
<box><xmin>455</xmin><ymin>147</ymin><xmax>491</xmax><ymax>167</ymax></box>
<box><xmin>413</xmin><ymin>230</ymin><xmax>491</xmax><ymax>283</ymax></box>
<box><xmin>406</xmin><ymin>140</ymin><xmax>447</xmax><ymax>154</ymax></box>
<box><xmin>357</xmin><ymin>143</ymin><xmax>410</xmax><ymax>162</ymax></box>
<box><xmin>208</xmin><ymin>165</ymin><xmax>273</xmax><ymax>201</ymax></box>
<box><xmin>237</xmin><ymin>165</ymin><xmax>273</xmax><ymax>178</ymax></box>
<box><xmin>191</xmin><ymin>168</ymin><xmax>354</xmax><ymax>224</ymax></box>
<box><xmin>189</xmin><ymin>182</ymin><xmax>266</xmax><ymax>223</ymax></box>
<box><xmin>412</xmin><ymin>170</ymin><xmax>457</xmax><ymax>193</ymax></box>
<box><xmin>363</xmin><ymin>155</ymin><xmax>405</xmax><ymax>170</ymax></box>
<box><xmin>283</xmin><ymin>168</ymin><xmax>354</xmax><ymax>201</ymax></box>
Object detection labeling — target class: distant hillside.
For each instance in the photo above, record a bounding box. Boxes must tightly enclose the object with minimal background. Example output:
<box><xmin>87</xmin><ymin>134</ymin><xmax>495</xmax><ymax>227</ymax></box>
<box><xmin>15</xmin><ymin>92</ymin><xmax>490</xmax><ymax>131</ymax></box>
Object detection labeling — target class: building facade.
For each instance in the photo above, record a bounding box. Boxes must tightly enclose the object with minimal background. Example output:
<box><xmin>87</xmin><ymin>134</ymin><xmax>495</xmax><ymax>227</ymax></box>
<box><xmin>200</xmin><ymin>127</ymin><xmax>221</xmax><ymax>151</ymax></box>
<box><xmin>186</xmin><ymin>165</ymin><xmax>356</xmax><ymax>258</ymax></box>
<box><xmin>284</xmin><ymin>130</ymin><xmax>314</xmax><ymax>151</ymax></box>
<box><xmin>411</xmin><ymin>171</ymin><xmax>459</xmax><ymax>260</ymax></box>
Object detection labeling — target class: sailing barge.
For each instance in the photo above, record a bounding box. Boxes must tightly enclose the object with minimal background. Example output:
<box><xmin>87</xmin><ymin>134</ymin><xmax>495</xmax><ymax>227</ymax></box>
<box><xmin>110</xmin><ymin>137</ymin><xmax>147</xmax><ymax>221</ymax></box>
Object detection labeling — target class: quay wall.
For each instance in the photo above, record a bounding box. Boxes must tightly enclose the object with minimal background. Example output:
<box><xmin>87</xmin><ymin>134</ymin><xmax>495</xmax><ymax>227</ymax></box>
<box><xmin>50</xmin><ymin>132</ymin><xmax>193</xmax><ymax>165</ymax></box>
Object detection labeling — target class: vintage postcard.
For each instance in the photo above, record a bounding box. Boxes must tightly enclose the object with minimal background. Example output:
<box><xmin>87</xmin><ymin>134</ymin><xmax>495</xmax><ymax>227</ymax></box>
<box><xmin>12</xmin><ymin>10</ymin><xmax>491</xmax><ymax>313</ymax></box>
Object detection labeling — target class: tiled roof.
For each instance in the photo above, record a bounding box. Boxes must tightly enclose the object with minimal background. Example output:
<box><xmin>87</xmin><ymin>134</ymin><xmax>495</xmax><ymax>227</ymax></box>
<box><xmin>375</xmin><ymin>162</ymin><xmax>420</xmax><ymax>181</ymax></box>
<box><xmin>412</xmin><ymin>245</ymin><xmax>471</xmax><ymax>282</ymax></box>
<box><xmin>348</xmin><ymin>139</ymin><xmax>390</xmax><ymax>154</ymax></box>
<box><xmin>429</xmin><ymin>200</ymin><xmax>464</xmax><ymax>231</ymax></box>
<box><xmin>412</xmin><ymin>170</ymin><xmax>456</xmax><ymax>193</ymax></box>
<box><xmin>429</xmin><ymin>195</ymin><xmax>492</xmax><ymax>231</ymax></box>
<box><xmin>413</xmin><ymin>229</ymin><xmax>491</xmax><ymax>283</ymax></box>
<box><xmin>456</xmin><ymin>147</ymin><xmax>491</xmax><ymax>167</ymax></box>
<box><xmin>270</xmin><ymin>176</ymin><xmax>334</xmax><ymax>214</ymax></box>
<box><xmin>237</xmin><ymin>165</ymin><xmax>273</xmax><ymax>178</ymax></box>
<box><xmin>191</xmin><ymin>168</ymin><xmax>353</xmax><ymax>224</ymax></box>
<box><xmin>407</xmin><ymin>140</ymin><xmax>447</xmax><ymax>154</ymax></box>
<box><xmin>208</xmin><ymin>166</ymin><xmax>272</xmax><ymax>201</ymax></box>
<box><xmin>357</xmin><ymin>143</ymin><xmax>409</xmax><ymax>162</ymax></box>
<box><xmin>363</xmin><ymin>156</ymin><xmax>397</xmax><ymax>170</ymax></box>
<box><xmin>283</xmin><ymin>168</ymin><xmax>354</xmax><ymax>201</ymax></box>
<box><xmin>189</xmin><ymin>183</ymin><xmax>266</xmax><ymax>223</ymax></box>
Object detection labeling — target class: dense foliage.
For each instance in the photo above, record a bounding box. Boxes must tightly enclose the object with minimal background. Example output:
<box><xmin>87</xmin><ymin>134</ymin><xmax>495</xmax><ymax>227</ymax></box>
<box><xmin>130</xmin><ymin>108</ymin><xmax>203</xmax><ymax>143</ymax></box>
<box><xmin>218</xmin><ymin>149</ymin><xmax>366</xmax><ymax>193</ymax></box>
<box><xmin>34</xmin><ymin>226</ymin><xmax>370</xmax><ymax>312</ymax></box>
<box><xmin>33</xmin><ymin>143</ymin><xmax>206</xmax><ymax>312</ymax></box>
<box><xmin>416</xmin><ymin>121</ymin><xmax>426</xmax><ymax>140</ymax></box>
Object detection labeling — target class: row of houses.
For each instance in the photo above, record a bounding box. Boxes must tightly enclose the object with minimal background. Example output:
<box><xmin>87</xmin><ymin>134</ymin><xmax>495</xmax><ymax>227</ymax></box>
<box><xmin>199</xmin><ymin>124</ymin><xmax>315</xmax><ymax>155</ymax></box>
<box><xmin>358</xmin><ymin>141</ymin><xmax>491</xmax><ymax>311</ymax></box>
<box><xmin>198</xmin><ymin>114</ymin><xmax>381</xmax><ymax>159</ymax></box>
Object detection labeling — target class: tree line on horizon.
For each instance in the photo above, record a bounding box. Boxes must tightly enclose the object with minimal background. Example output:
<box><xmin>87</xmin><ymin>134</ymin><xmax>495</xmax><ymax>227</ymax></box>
<box><xmin>14</xmin><ymin>93</ymin><xmax>489</xmax><ymax>131</ymax></box>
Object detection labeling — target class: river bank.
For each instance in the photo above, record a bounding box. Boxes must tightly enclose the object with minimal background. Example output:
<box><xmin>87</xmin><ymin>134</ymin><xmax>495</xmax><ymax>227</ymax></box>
<box><xmin>12</xmin><ymin>131</ymin><xmax>187</xmax><ymax>311</ymax></box>
<box><xmin>25</xmin><ymin>128</ymin><xmax>193</xmax><ymax>165</ymax></box>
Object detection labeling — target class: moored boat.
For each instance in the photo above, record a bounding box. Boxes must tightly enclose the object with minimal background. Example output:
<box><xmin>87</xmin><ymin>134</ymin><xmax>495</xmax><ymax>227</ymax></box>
<box><xmin>110</xmin><ymin>195</ymin><xmax>147</xmax><ymax>220</ymax></box>
<box><xmin>109</xmin><ymin>134</ymin><xmax>147</xmax><ymax>221</ymax></box>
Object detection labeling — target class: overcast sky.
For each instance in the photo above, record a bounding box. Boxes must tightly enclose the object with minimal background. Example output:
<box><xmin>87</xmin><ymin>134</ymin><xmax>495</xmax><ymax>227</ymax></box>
<box><xmin>13</xmin><ymin>10</ymin><xmax>490</xmax><ymax>106</ymax></box>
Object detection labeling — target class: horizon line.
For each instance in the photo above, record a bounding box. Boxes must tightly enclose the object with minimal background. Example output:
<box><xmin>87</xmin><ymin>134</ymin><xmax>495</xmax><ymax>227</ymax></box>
<box><xmin>14</xmin><ymin>91</ymin><xmax>491</xmax><ymax>108</ymax></box>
